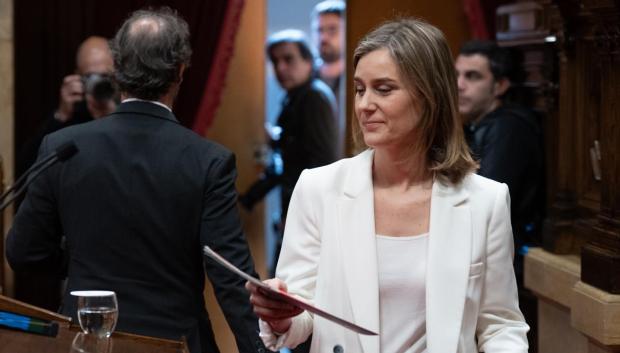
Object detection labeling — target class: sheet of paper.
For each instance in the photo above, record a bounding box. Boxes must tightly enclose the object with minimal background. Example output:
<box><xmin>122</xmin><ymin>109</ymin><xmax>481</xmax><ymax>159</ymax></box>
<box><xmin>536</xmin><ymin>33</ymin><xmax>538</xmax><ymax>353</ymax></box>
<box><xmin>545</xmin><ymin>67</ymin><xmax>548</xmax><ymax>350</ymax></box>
<box><xmin>203</xmin><ymin>246</ymin><xmax>378</xmax><ymax>336</ymax></box>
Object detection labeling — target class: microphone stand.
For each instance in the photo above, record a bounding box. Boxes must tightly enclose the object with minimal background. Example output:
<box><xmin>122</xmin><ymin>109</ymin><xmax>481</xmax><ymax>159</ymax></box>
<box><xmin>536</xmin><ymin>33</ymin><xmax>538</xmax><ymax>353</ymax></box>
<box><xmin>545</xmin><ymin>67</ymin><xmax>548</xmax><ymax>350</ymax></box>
<box><xmin>0</xmin><ymin>142</ymin><xmax>78</xmax><ymax>212</ymax></box>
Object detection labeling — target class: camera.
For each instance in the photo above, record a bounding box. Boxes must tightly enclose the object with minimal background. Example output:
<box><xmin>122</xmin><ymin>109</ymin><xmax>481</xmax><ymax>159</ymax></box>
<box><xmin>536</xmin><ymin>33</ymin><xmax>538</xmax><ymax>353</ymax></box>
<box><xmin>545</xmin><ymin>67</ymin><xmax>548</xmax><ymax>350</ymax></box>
<box><xmin>81</xmin><ymin>73</ymin><xmax>118</xmax><ymax>103</ymax></box>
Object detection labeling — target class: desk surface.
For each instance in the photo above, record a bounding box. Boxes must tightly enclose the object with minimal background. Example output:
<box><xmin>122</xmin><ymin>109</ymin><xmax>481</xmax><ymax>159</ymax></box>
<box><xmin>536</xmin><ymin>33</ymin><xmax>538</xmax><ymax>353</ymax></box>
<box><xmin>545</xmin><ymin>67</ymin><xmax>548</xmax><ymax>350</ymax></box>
<box><xmin>0</xmin><ymin>325</ymin><xmax>189</xmax><ymax>353</ymax></box>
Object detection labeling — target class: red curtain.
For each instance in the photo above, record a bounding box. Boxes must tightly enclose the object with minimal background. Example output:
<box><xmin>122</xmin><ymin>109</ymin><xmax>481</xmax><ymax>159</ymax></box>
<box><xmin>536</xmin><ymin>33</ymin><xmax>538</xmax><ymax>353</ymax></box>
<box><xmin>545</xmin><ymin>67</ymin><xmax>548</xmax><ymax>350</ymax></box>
<box><xmin>192</xmin><ymin>0</ymin><xmax>245</xmax><ymax>134</ymax></box>
<box><xmin>462</xmin><ymin>0</ymin><xmax>490</xmax><ymax>39</ymax></box>
<box><xmin>462</xmin><ymin>0</ymin><xmax>515</xmax><ymax>40</ymax></box>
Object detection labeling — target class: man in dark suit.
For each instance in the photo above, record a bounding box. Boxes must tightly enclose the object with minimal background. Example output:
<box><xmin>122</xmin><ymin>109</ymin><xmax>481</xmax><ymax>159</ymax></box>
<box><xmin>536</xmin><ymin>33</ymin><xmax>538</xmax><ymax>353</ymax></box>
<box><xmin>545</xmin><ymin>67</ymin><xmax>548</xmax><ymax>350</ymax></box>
<box><xmin>7</xmin><ymin>8</ymin><xmax>268</xmax><ymax>353</ymax></box>
<box><xmin>238</xmin><ymin>30</ymin><xmax>338</xmax><ymax>276</ymax></box>
<box><xmin>456</xmin><ymin>40</ymin><xmax>544</xmax><ymax>352</ymax></box>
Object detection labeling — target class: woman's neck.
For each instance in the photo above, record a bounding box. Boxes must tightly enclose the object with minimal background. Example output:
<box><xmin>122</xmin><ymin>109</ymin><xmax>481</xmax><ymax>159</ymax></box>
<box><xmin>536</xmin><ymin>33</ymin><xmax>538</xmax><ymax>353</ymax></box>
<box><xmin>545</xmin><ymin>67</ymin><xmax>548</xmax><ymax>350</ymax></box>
<box><xmin>372</xmin><ymin>146</ymin><xmax>432</xmax><ymax>190</ymax></box>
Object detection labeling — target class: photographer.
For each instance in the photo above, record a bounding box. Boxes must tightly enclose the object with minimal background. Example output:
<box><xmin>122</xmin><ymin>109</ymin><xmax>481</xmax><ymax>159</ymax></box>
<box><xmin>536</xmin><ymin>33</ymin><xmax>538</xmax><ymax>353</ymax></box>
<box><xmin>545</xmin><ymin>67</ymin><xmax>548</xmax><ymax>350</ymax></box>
<box><xmin>18</xmin><ymin>36</ymin><xmax>117</xmax><ymax>179</ymax></box>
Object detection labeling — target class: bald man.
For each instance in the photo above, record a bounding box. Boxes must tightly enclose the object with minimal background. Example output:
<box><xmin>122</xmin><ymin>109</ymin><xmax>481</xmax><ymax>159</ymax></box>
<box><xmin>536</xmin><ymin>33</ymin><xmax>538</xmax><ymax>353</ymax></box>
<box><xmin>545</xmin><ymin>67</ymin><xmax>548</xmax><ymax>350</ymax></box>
<box><xmin>14</xmin><ymin>36</ymin><xmax>118</xmax><ymax>310</ymax></box>
<box><xmin>18</xmin><ymin>37</ymin><xmax>117</xmax><ymax>178</ymax></box>
<box><xmin>57</xmin><ymin>36</ymin><xmax>116</xmax><ymax>122</ymax></box>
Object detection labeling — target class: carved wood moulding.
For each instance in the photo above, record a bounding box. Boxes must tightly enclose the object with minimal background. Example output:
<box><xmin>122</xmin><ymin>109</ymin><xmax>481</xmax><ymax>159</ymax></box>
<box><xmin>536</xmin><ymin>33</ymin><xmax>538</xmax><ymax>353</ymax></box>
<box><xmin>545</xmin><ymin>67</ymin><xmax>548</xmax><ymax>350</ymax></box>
<box><xmin>542</xmin><ymin>0</ymin><xmax>620</xmax><ymax>293</ymax></box>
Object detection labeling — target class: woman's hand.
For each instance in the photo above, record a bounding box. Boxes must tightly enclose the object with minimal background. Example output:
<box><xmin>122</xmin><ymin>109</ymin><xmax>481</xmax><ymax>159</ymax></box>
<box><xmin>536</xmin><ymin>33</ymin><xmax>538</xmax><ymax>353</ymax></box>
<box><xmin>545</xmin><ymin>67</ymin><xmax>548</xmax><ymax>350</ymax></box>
<box><xmin>246</xmin><ymin>278</ymin><xmax>303</xmax><ymax>334</ymax></box>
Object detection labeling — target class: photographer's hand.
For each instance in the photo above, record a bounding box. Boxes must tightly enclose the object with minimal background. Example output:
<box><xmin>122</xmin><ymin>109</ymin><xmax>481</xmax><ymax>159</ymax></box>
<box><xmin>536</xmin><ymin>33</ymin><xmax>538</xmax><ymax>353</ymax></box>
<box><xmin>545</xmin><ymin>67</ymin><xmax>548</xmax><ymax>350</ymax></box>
<box><xmin>56</xmin><ymin>74</ymin><xmax>84</xmax><ymax>122</ymax></box>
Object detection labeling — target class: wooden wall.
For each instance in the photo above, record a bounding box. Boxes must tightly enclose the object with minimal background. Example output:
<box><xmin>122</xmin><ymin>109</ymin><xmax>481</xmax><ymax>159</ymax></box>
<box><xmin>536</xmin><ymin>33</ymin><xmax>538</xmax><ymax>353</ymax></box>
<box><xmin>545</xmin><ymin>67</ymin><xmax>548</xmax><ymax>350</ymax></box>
<box><xmin>0</xmin><ymin>0</ymin><xmax>14</xmax><ymax>296</ymax></box>
<box><xmin>537</xmin><ymin>0</ymin><xmax>620</xmax><ymax>294</ymax></box>
<box><xmin>203</xmin><ymin>0</ymin><xmax>267</xmax><ymax>352</ymax></box>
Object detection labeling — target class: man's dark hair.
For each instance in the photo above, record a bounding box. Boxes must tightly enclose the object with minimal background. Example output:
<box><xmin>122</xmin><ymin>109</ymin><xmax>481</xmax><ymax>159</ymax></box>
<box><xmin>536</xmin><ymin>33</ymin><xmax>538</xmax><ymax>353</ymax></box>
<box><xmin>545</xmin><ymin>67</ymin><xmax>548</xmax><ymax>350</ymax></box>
<box><xmin>312</xmin><ymin>0</ymin><xmax>346</xmax><ymax>18</ymax></box>
<box><xmin>266</xmin><ymin>29</ymin><xmax>314</xmax><ymax>63</ymax></box>
<box><xmin>460</xmin><ymin>40</ymin><xmax>530</xmax><ymax>104</ymax></box>
<box><xmin>110</xmin><ymin>7</ymin><xmax>192</xmax><ymax>100</ymax></box>
<box><xmin>459</xmin><ymin>40</ymin><xmax>525</xmax><ymax>84</ymax></box>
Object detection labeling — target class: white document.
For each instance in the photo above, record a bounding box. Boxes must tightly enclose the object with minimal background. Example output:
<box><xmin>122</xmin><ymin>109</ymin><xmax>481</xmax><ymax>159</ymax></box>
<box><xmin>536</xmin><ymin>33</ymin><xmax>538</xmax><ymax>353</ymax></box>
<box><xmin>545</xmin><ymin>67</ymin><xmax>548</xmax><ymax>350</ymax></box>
<box><xmin>203</xmin><ymin>246</ymin><xmax>378</xmax><ymax>336</ymax></box>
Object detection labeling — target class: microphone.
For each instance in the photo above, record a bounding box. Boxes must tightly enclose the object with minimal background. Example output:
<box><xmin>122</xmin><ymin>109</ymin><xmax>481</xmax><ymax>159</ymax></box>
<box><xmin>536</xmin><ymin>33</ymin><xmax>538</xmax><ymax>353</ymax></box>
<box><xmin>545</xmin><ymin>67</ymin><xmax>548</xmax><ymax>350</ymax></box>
<box><xmin>0</xmin><ymin>141</ymin><xmax>79</xmax><ymax>211</ymax></box>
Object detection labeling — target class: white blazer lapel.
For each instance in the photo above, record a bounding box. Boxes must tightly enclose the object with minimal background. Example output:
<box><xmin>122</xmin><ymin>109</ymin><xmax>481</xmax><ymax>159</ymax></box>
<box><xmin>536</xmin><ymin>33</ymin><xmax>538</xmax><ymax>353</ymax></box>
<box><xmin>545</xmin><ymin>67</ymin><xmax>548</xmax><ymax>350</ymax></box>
<box><xmin>426</xmin><ymin>180</ymin><xmax>472</xmax><ymax>353</ymax></box>
<box><xmin>338</xmin><ymin>150</ymin><xmax>380</xmax><ymax>353</ymax></box>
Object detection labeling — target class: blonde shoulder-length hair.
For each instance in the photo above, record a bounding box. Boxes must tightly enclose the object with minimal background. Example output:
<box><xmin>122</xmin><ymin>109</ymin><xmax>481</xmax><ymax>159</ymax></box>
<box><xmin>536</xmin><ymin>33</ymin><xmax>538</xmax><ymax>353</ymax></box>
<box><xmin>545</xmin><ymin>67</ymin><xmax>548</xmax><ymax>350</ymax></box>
<box><xmin>352</xmin><ymin>18</ymin><xmax>477</xmax><ymax>185</ymax></box>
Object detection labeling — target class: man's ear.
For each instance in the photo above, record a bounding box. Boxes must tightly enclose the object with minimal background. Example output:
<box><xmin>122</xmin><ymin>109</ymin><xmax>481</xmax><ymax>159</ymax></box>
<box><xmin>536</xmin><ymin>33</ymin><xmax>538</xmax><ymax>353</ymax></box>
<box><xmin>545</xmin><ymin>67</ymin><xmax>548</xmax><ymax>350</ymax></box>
<box><xmin>177</xmin><ymin>64</ymin><xmax>186</xmax><ymax>83</ymax></box>
<box><xmin>494</xmin><ymin>78</ymin><xmax>510</xmax><ymax>97</ymax></box>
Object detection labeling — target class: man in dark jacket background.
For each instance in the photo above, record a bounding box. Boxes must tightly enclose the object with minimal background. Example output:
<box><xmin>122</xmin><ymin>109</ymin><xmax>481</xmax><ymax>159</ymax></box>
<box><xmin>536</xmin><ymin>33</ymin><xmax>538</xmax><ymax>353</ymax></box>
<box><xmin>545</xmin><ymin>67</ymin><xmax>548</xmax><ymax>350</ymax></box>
<box><xmin>239</xmin><ymin>29</ymin><xmax>338</xmax><ymax>276</ymax></box>
<box><xmin>456</xmin><ymin>39</ymin><xmax>544</xmax><ymax>351</ymax></box>
<box><xmin>456</xmin><ymin>40</ymin><xmax>544</xmax><ymax>265</ymax></box>
<box><xmin>7</xmin><ymin>8</ymin><xmax>268</xmax><ymax>353</ymax></box>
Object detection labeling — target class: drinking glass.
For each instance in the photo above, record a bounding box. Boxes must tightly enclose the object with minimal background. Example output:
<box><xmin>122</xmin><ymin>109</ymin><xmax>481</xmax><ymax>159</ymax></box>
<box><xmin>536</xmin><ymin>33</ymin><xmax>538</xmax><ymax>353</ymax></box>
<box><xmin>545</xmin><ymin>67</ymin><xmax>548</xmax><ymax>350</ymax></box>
<box><xmin>70</xmin><ymin>290</ymin><xmax>118</xmax><ymax>338</ymax></box>
<box><xmin>70</xmin><ymin>332</ymin><xmax>113</xmax><ymax>353</ymax></box>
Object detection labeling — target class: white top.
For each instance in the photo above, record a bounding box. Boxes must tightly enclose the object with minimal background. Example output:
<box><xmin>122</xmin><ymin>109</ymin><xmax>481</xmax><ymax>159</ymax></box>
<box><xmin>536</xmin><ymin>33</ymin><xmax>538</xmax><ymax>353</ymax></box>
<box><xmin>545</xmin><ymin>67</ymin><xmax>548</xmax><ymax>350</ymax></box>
<box><xmin>376</xmin><ymin>233</ymin><xmax>428</xmax><ymax>353</ymax></box>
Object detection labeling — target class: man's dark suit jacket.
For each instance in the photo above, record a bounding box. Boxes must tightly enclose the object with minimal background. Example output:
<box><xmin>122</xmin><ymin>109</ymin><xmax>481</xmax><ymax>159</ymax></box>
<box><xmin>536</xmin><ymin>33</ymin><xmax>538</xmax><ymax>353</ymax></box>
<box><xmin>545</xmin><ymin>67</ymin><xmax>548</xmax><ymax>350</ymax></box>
<box><xmin>241</xmin><ymin>78</ymin><xmax>338</xmax><ymax>215</ymax></box>
<box><xmin>7</xmin><ymin>101</ymin><xmax>267</xmax><ymax>353</ymax></box>
<box><xmin>464</xmin><ymin>104</ymin><xmax>544</xmax><ymax>278</ymax></box>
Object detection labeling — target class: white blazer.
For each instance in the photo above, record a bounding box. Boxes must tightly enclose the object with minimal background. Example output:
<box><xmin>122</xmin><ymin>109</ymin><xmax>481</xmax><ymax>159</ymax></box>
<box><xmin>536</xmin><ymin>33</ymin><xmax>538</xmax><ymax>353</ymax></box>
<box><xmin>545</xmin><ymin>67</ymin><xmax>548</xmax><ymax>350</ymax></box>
<box><xmin>261</xmin><ymin>150</ymin><xmax>529</xmax><ymax>353</ymax></box>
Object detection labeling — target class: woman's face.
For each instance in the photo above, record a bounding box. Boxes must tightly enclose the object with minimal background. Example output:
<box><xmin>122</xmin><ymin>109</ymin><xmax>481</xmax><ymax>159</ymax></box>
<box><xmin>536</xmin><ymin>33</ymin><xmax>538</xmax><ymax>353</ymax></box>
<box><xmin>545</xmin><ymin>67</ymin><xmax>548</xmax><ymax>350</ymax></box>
<box><xmin>354</xmin><ymin>48</ymin><xmax>421</xmax><ymax>150</ymax></box>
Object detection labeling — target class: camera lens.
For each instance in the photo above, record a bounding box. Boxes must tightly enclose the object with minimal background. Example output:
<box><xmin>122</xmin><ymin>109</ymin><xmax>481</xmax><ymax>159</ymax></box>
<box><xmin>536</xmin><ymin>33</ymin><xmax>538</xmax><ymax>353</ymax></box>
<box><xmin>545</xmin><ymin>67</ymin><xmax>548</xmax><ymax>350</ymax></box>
<box><xmin>82</xmin><ymin>74</ymin><xmax>117</xmax><ymax>102</ymax></box>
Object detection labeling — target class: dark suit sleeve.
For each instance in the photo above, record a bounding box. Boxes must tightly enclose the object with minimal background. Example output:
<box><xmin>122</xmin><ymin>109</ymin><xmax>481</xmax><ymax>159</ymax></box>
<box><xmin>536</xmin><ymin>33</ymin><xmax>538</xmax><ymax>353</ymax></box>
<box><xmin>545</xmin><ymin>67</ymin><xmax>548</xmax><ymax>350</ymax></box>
<box><xmin>7</xmin><ymin>135</ymin><xmax>65</xmax><ymax>277</ymax></box>
<box><xmin>298</xmin><ymin>90</ymin><xmax>338</xmax><ymax>168</ymax></box>
<box><xmin>200</xmin><ymin>152</ymin><xmax>271</xmax><ymax>353</ymax></box>
<box><xmin>477</xmin><ymin>118</ymin><xmax>532</xmax><ymax>196</ymax></box>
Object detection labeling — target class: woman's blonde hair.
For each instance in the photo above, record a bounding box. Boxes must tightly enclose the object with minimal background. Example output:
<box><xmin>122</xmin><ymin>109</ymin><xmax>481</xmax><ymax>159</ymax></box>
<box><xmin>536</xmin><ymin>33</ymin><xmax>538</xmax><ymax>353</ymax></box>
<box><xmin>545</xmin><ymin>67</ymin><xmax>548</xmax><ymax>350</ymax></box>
<box><xmin>352</xmin><ymin>18</ymin><xmax>477</xmax><ymax>184</ymax></box>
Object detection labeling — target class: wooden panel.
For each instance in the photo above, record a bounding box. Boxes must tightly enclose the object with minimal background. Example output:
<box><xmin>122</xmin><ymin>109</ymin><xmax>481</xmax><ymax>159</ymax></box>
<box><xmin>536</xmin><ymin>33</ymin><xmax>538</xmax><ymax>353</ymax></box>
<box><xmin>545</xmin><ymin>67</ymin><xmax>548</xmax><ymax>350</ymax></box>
<box><xmin>0</xmin><ymin>0</ymin><xmax>14</xmax><ymax>297</ymax></box>
<box><xmin>574</xmin><ymin>40</ymin><xmax>602</xmax><ymax>214</ymax></box>
<box><xmin>0</xmin><ymin>326</ymin><xmax>189</xmax><ymax>353</ymax></box>
<box><xmin>0</xmin><ymin>294</ymin><xmax>70</xmax><ymax>324</ymax></box>
<box><xmin>534</xmin><ymin>0</ymin><xmax>620</xmax><ymax>293</ymax></box>
<box><xmin>202</xmin><ymin>0</ymin><xmax>266</xmax><ymax>352</ymax></box>
<box><xmin>0</xmin><ymin>156</ymin><xmax>4</xmax><ymax>294</ymax></box>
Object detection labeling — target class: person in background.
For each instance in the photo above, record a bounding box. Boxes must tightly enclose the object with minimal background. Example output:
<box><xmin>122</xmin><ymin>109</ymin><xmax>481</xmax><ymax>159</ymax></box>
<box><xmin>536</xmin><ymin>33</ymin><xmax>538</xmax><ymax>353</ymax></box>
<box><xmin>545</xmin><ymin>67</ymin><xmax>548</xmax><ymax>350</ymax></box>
<box><xmin>18</xmin><ymin>36</ymin><xmax>118</xmax><ymax>178</ymax></box>
<box><xmin>7</xmin><ymin>8</ymin><xmax>268</xmax><ymax>353</ymax></box>
<box><xmin>238</xmin><ymin>29</ymin><xmax>338</xmax><ymax>276</ymax></box>
<box><xmin>311</xmin><ymin>0</ymin><xmax>346</xmax><ymax>157</ymax></box>
<box><xmin>247</xmin><ymin>18</ymin><xmax>529</xmax><ymax>353</ymax></box>
<box><xmin>13</xmin><ymin>35</ymin><xmax>119</xmax><ymax>311</ymax></box>
<box><xmin>456</xmin><ymin>39</ymin><xmax>544</xmax><ymax>351</ymax></box>
<box><xmin>311</xmin><ymin>0</ymin><xmax>345</xmax><ymax>97</ymax></box>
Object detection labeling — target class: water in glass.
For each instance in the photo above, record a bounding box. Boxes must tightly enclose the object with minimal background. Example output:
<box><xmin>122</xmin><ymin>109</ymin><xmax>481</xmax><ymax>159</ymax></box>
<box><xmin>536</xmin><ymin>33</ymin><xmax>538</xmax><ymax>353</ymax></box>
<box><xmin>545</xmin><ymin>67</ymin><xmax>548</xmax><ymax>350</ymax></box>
<box><xmin>71</xmin><ymin>290</ymin><xmax>118</xmax><ymax>338</ymax></box>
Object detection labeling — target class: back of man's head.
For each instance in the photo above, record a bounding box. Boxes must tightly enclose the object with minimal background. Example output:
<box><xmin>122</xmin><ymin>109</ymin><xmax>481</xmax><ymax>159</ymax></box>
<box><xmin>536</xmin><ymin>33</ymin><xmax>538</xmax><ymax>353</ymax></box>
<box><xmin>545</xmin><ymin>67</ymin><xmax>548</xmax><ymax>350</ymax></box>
<box><xmin>459</xmin><ymin>40</ymin><xmax>524</xmax><ymax>84</ymax></box>
<box><xmin>110</xmin><ymin>7</ymin><xmax>192</xmax><ymax>101</ymax></box>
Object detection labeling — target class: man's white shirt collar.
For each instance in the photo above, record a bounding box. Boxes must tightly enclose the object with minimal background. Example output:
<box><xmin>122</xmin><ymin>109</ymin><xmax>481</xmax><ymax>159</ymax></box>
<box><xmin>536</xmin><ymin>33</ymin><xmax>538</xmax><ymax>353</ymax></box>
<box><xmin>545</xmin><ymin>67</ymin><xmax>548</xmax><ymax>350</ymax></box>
<box><xmin>122</xmin><ymin>98</ymin><xmax>172</xmax><ymax>112</ymax></box>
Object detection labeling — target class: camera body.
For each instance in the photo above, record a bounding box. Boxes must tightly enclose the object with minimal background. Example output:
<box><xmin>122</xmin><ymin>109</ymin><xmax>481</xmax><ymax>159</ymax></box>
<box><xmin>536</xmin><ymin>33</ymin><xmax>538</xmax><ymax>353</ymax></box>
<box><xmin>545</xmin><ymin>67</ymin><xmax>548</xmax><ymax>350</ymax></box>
<box><xmin>81</xmin><ymin>73</ymin><xmax>118</xmax><ymax>103</ymax></box>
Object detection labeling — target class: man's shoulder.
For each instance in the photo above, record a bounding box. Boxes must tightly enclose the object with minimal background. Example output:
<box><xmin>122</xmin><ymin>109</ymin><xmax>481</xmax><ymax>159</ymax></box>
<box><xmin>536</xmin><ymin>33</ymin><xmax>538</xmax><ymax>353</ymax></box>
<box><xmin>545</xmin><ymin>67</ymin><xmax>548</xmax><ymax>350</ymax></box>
<box><xmin>474</xmin><ymin>105</ymin><xmax>541</xmax><ymax>143</ymax></box>
<box><xmin>44</xmin><ymin>115</ymin><xmax>232</xmax><ymax>159</ymax></box>
<box><xmin>294</xmin><ymin>79</ymin><xmax>336</xmax><ymax>107</ymax></box>
<box><xmin>486</xmin><ymin>105</ymin><xmax>539</xmax><ymax>129</ymax></box>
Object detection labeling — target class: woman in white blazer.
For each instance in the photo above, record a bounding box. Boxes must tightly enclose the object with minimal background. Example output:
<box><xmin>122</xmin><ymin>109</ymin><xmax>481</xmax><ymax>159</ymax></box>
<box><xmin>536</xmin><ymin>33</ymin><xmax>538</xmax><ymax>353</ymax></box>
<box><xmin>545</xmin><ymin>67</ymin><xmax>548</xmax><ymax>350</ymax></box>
<box><xmin>248</xmin><ymin>18</ymin><xmax>529</xmax><ymax>353</ymax></box>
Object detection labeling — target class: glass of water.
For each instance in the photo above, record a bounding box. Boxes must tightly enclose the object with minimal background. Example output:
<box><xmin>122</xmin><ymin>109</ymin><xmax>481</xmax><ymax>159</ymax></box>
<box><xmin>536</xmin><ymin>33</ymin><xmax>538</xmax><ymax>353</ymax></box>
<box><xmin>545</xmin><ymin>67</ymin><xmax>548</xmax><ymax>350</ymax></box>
<box><xmin>71</xmin><ymin>290</ymin><xmax>118</xmax><ymax>338</ymax></box>
<box><xmin>71</xmin><ymin>332</ymin><xmax>113</xmax><ymax>353</ymax></box>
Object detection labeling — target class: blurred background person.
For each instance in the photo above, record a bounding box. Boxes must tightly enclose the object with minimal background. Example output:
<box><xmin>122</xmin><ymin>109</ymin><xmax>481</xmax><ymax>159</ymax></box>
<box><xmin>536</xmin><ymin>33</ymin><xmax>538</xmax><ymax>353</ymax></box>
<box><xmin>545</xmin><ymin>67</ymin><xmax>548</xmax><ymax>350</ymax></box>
<box><xmin>311</xmin><ymin>0</ymin><xmax>345</xmax><ymax>98</ymax></box>
<box><xmin>456</xmin><ymin>39</ymin><xmax>544</xmax><ymax>350</ymax></box>
<box><xmin>456</xmin><ymin>40</ymin><xmax>544</xmax><ymax>280</ymax></box>
<box><xmin>239</xmin><ymin>29</ymin><xmax>338</xmax><ymax>277</ymax></box>
<box><xmin>18</xmin><ymin>36</ymin><xmax>118</xmax><ymax>178</ymax></box>
<box><xmin>13</xmin><ymin>35</ymin><xmax>118</xmax><ymax>310</ymax></box>
<box><xmin>312</xmin><ymin>0</ymin><xmax>346</xmax><ymax>158</ymax></box>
